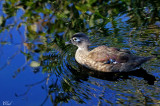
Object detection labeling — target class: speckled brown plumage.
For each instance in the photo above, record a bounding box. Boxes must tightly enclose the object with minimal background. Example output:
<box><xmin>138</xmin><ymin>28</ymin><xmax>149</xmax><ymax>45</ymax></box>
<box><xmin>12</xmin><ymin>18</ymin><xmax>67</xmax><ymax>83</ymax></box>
<box><xmin>88</xmin><ymin>46</ymin><xmax>130</xmax><ymax>63</ymax></box>
<box><xmin>66</xmin><ymin>33</ymin><xmax>153</xmax><ymax>72</ymax></box>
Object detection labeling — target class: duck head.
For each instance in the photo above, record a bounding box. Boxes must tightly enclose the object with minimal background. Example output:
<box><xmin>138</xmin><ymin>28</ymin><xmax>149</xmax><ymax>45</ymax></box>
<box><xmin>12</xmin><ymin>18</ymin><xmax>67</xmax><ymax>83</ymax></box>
<box><xmin>66</xmin><ymin>33</ymin><xmax>91</xmax><ymax>50</ymax></box>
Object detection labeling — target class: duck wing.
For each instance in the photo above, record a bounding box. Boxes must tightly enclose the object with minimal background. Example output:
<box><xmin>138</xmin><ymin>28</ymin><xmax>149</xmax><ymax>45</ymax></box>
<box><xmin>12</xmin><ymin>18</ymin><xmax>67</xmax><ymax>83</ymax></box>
<box><xmin>88</xmin><ymin>46</ymin><xmax>131</xmax><ymax>63</ymax></box>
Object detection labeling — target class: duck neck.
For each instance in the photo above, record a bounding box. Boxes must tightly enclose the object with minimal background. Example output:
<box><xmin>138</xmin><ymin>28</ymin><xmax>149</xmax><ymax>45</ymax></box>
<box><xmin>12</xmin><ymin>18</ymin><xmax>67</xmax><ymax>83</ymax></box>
<box><xmin>77</xmin><ymin>45</ymin><xmax>89</xmax><ymax>52</ymax></box>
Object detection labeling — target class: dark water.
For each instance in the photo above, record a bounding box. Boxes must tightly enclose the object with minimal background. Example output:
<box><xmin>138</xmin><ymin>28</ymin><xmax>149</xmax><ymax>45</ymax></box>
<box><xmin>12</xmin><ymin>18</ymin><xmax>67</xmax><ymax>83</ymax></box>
<box><xmin>0</xmin><ymin>0</ymin><xmax>160</xmax><ymax>105</ymax></box>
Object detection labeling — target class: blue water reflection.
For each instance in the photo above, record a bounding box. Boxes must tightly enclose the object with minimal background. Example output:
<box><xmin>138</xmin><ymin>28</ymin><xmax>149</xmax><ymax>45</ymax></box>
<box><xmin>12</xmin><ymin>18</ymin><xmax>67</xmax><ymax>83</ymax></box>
<box><xmin>0</xmin><ymin>45</ymin><xmax>51</xmax><ymax>105</ymax></box>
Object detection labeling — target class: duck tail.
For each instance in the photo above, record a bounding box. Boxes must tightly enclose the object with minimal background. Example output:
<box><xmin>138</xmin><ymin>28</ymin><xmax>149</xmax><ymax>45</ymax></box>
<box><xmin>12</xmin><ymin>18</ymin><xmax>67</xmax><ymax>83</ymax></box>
<box><xmin>133</xmin><ymin>56</ymin><xmax>154</xmax><ymax>67</ymax></box>
<box><xmin>118</xmin><ymin>56</ymin><xmax>154</xmax><ymax>72</ymax></box>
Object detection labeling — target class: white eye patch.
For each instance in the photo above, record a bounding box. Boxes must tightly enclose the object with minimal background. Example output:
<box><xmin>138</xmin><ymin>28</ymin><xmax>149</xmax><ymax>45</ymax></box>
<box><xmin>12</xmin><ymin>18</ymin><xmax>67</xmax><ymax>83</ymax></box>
<box><xmin>73</xmin><ymin>37</ymin><xmax>80</xmax><ymax>42</ymax></box>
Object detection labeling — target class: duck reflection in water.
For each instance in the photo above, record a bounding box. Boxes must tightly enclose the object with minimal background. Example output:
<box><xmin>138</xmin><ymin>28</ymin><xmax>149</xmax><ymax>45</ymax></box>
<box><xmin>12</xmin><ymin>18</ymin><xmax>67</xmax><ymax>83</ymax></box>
<box><xmin>67</xmin><ymin>63</ymin><xmax>156</xmax><ymax>85</ymax></box>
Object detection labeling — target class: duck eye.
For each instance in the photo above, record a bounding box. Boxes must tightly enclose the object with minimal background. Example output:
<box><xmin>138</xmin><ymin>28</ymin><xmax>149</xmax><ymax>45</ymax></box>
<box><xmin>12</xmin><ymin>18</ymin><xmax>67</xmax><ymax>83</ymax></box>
<box><xmin>73</xmin><ymin>37</ymin><xmax>79</xmax><ymax>41</ymax></box>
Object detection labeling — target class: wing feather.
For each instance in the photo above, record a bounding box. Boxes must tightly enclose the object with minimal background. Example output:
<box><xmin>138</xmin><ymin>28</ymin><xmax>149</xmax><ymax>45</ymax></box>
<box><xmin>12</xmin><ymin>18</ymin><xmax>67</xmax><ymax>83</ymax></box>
<box><xmin>88</xmin><ymin>46</ymin><xmax>130</xmax><ymax>63</ymax></box>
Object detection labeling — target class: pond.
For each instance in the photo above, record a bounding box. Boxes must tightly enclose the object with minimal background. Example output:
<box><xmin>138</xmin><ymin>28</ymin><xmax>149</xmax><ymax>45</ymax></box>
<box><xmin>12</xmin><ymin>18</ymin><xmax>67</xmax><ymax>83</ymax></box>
<box><xmin>0</xmin><ymin>0</ymin><xmax>160</xmax><ymax>105</ymax></box>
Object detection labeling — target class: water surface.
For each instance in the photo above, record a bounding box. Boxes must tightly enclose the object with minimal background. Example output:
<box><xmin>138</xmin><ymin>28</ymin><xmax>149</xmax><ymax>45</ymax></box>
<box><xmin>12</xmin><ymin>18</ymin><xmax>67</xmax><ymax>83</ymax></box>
<box><xmin>0</xmin><ymin>0</ymin><xmax>160</xmax><ymax>105</ymax></box>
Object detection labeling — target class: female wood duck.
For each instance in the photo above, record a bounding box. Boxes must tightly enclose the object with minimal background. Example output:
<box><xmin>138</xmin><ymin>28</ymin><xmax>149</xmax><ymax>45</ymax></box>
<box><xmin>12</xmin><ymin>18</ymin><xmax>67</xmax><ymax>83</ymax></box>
<box><xmin>66</xmin><ymin>33</ymin><xmax>153</xmax><ymax>72</ymax></box>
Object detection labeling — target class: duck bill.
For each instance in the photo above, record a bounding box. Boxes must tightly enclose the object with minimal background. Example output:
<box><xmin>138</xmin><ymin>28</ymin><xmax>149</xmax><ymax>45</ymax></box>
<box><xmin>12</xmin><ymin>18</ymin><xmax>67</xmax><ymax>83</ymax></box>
<box><xmin>65</xmin><ymin>40</ymin><xmax>72</xmax><ymax>45</ymax></box>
